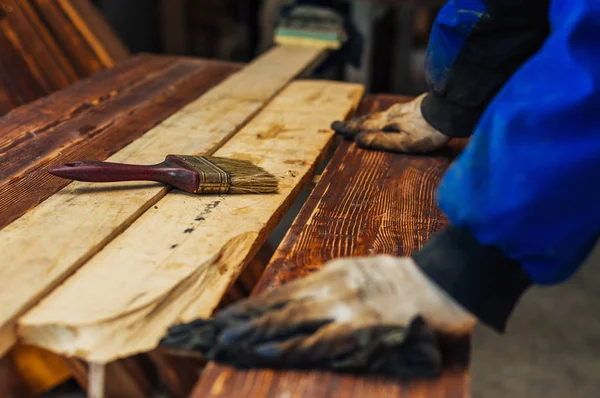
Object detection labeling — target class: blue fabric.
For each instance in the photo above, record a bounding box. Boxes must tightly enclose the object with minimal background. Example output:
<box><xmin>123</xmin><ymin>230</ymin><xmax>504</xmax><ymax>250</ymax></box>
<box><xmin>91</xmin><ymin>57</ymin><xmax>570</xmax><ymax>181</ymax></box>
<box><xmin>425</xmin><ymin>0</ymin><xmax>487</xmax><ymax>92</ymax></box>
<box><xmin>437</xmin><ymin>0</ymin><xmax>600</xmax><ymax>284</ymax></box>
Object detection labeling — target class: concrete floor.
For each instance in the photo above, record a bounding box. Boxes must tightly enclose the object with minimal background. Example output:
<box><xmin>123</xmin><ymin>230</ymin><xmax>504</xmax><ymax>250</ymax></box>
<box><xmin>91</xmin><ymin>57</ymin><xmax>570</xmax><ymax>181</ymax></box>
<box><xmin>472</xmin><ymin>241</ymin><xmax>600</xmax><ymax>398</ymax></box>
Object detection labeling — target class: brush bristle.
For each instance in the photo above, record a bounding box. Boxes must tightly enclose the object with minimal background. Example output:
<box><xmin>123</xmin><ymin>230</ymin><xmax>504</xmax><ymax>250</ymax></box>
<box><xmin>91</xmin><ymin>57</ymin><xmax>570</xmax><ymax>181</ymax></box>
<box><xmin>206</xmin><ymin>157</ymin><xmax>279</xmax><ymax>194</ymax></box>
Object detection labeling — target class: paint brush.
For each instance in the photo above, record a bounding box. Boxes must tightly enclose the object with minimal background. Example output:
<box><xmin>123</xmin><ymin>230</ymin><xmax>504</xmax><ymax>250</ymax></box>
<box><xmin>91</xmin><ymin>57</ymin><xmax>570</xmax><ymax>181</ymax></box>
<box><xmin>48</xmin><ymin>155</ymin><xmax>278</xmax><ymax>194</ymax></box>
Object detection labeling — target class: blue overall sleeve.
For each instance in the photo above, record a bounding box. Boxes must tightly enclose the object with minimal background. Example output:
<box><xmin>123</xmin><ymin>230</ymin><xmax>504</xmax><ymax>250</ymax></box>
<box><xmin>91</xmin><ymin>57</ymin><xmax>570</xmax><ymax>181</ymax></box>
<box><xmin>414</xmin><ymin>0</ymin><xmax>600</xmax><ymax>332</ymax></box>
<box><xmin>421</xmin><ymin>0</ymin><xmax>550</xmax><ymax>138</ymax></box>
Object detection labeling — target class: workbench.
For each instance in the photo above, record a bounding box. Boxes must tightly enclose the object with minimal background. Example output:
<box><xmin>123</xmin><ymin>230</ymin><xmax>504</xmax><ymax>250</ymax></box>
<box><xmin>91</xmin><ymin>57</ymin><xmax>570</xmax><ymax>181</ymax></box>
<box><xmin>0</xmin><ymin>52</ymin><xmax>469</xmax><ymax>397</ymax></box>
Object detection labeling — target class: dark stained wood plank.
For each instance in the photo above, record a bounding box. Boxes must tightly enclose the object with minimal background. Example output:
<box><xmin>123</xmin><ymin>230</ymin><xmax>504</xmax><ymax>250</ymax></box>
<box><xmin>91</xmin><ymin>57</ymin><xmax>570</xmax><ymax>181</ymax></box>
<box><xmin>0</xmin><ymin>22</ymin><xmax>51</xmax><ymax>107</ymax></box>
<box><xmin>0</xmin><ymin>54</ymin><xmax>165</xmax><ymax>138</ymax></box>
<box><xmin>0</xmin><ymin>0</ymin><xmax>129</xmax><ymax>116</ymax></box>
<box><xmin>0</xmin><ymin>77</ymin><xmax>21</xmax><ymax>115</ymax></box>
<box><xmin>1</xmin><ymin>0</ymin><xmax>78</xmax><ymax>92</ymax></box>
<box><xmin>192</xmin><ymin>95</ymin><xmax>470</xmax><ymax>398</ymax></box>
<box><xmin>148</xmin><ymin>350</ymin><xmax>205</xmax><ymax>398</ymax></box>
<box><xmin>0</xmin><ymin>54</ymin><xmax>172</xmax><ymax>182</ymax></box>
<box><xmin>0</xmin><ymin>55</ymin><xmax>241</xmax><ymax>230</ymax></box>
<box><xmin>32</xmin><ymin>0</ymin><xmax>104</xmax><ymax>77</ymax></box>
<box><xmin>59</xmin><ymin>0</ymin><xmax>130</xmax><ymax>65</ymax></box>
<box><xmin>104</xmin><ymin>355</ymin><xmax>157</xmax><ymax>397</ymax></box>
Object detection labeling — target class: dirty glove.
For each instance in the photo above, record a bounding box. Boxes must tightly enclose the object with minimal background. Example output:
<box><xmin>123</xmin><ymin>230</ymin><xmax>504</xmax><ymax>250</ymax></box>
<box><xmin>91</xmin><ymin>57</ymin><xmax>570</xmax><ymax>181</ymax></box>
<box><xmin>161</xmin><ymin>256</ymin><xmax>475</xmax><ymax>377</ymax></box>
<box><xmin>331</xmin><ymin>94</ymin><xmax>449</xmax><ymax>153</ymax></box>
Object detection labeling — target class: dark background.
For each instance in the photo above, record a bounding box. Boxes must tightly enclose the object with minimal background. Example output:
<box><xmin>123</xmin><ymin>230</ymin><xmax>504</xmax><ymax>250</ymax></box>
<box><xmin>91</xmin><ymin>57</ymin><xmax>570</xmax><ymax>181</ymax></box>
<box><xmin>90</xmin><ymin>0</ymin><xmax>441</xmax><ymax>94</ymax></box>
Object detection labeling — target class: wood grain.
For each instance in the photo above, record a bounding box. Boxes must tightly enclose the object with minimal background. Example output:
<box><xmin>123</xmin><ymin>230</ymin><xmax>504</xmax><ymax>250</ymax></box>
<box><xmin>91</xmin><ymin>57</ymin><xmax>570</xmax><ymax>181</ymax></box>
<box><xmin>0</xmin><ymin>55</ymin><xmax>238</xmax><ymax>396</ymax></box>
<box><xmin>19</xmin><ymin>80</ymin><xmax>364</xmax><ymax>363</ymax></box>
<box><xmin>0</xmin><ymin>46</ymin><xmax>325</xmax><ymax>358</ymax></box>
<box><xmin>192</xmin><ymin>95</ymin><xmax>470</xmax><ymax>398</ymax></box>
<box><xmin>0</xmin><ymin>0</ymin><xmax>128</xmax><ymax>115</ymax></box>
<box><xmin>58</xmin><ymin>0</ymin><xmax>130</xmax><ymax>66</ymax></box>
<box><xmin>0</xmin><ymin>7</ymin><xmax>58</xmax><ymax>109</ymax></box>
<box><xmin>32</xmin><ymin>0</ymin><xmax>103</xmax><ymax>76</ymax></box>
<box><xmin>0</xmin><ymin>54</ymin><xmax>239</xmax><ymax>230</ymax></box>
<box><xmin>1</xmin><ymin>0</ymin><xmax>77</xmax><ymax>95</ymax></box>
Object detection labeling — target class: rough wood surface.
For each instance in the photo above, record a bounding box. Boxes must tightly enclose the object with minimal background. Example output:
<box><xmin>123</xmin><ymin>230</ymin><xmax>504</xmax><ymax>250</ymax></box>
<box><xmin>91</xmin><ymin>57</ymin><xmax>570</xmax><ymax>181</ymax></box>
<box><xmin>0</xmin><ymin>54</ymin><xmax>240</xmax><ymax>230</ymax></box>
<box><xmin>20</xmin><ymin>80</ymin><xmax>364</xmax><ymax>364</ymax></box>
<box><xmin>0</xmin><ymin>0</ymin><xmax>129</xmax><ymax>115</ymax></box>
<box><xmin>0</xmin><ymin>46</ymin><xmax>325</xmax><ymax>358</ymax></box>
<box><xmin>0</xmin><ymin>54</ymin><xmax>237</xmax><ymax>398</ymax></box>
<box><xmin>191</xmin><ymin>95</ymin><xmax>470</xmax><ymax>398</ymax></box>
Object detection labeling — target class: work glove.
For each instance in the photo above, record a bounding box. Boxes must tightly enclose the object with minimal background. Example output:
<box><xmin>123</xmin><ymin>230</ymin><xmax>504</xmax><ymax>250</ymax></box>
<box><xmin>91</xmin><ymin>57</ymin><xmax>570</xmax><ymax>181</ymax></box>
<box><xmin>161</xmin><ymin>255</ymin><xmax>475</xmax><ymax>377</ymax></box>
<box><xmin>331</xmin><ymin>94</ymin><xmax>449</xmax><ymax>153</ymax></box>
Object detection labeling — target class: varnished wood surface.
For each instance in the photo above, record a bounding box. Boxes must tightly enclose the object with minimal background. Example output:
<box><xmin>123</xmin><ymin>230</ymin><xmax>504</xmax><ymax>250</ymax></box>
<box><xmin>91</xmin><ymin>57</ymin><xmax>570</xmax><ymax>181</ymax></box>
<box><xmin>192</xmin><ymin>95</ymin><xmax>470</xmax><ymax>398</ymax></box>
<box><xmin>0</xmin><ymin>0</ymin><xmax>129</xmax><ymax>116</ymax></box>
<box><xmin>0</xmin><ymin>54</ymin><xmax>240</xmax><ymax>230</ymax></box>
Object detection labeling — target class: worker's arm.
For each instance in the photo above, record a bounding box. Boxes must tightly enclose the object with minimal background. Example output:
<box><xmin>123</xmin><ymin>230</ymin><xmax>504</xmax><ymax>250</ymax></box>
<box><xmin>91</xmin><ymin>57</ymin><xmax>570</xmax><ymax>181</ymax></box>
<box><xmin>415</xmin><ymin>0</ymin><xmax>600</xmax><ymax>331</ymax></box>
<box><xmin>332</xmin><ymin>0</ymin><xmax>550</xmax><ymax>151</ymax></box>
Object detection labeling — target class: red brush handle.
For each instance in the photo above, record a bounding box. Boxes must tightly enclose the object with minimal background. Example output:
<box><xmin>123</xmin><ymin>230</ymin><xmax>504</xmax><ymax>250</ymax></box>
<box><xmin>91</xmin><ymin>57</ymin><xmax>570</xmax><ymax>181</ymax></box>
<box><xmin>48</xmin><ymin>160</ymin><xmax>200</xmax><ymax>193</ymax></box>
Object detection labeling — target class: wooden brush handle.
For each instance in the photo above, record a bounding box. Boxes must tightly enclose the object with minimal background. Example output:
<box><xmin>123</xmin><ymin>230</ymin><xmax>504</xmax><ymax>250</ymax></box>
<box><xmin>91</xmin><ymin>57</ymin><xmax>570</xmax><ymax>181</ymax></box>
<box><xmin>48</xmin><ymin>160</ymin><xmax>199</xmax><ymax>193</ymax></box>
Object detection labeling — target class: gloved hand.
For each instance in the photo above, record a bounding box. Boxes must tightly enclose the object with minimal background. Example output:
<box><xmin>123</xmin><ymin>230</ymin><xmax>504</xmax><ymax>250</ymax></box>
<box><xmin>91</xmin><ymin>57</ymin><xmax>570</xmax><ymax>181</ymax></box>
<box><xmin>332</xmin><ymin>94</ymin><xmax>449</xmax><ymax>153</ymax></box>
<box><xmin>162</xmin><ymin>255</ymin><xmax>476</xmax><ymax>377</ymax></box>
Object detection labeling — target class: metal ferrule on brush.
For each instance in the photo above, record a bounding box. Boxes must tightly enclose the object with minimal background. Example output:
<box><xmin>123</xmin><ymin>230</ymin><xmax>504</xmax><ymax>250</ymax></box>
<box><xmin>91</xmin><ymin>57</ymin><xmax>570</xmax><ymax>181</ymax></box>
<box><xmin>175</xmin><ymin>155</ymin><xmax>232</xmax><ymax>194</ymax></box>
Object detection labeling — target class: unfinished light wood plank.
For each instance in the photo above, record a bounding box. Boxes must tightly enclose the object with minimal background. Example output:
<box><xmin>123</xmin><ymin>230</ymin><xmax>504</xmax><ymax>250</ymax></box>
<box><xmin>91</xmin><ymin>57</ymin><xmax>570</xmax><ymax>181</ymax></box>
<box><xmin>20</xmin><ymin>80</ymin><xmax>365</xmax><ymax>363</ymax></box>
<box><xmin>192</xmin><ymin>95</ymin><xmax>469</xmax><ymax>398</ymax></box>
<box><xmin>0</xmin><ymin>45</ymin><xmax>324</xmax><ymax>357</ymax></box>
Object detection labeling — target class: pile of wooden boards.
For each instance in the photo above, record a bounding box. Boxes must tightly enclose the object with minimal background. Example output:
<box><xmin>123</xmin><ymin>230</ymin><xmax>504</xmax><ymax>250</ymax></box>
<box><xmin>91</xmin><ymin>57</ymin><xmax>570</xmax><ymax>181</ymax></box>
<box><xmin>0</xmin><ymin>43</ymin><xmax>364</xmax><ymax>395</ymax></box>
<box><xmin>0</xmin><ymin>0</ymin><xmax>129</xmax><ymax>115</ymax></box>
